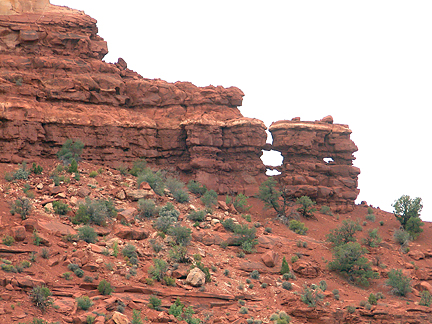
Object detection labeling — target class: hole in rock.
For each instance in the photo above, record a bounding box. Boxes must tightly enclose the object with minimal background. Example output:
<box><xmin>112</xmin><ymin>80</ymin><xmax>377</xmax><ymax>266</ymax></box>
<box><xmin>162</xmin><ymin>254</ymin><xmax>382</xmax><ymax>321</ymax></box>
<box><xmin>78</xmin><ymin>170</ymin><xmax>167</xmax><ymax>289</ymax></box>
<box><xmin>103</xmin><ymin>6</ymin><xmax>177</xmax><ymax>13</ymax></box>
<box><xmin>323</xmin><ymin>157</ymin><xmax>334</xmax><ymax>163</ymax></box>
<box><xmin>261</xmin><ymin>150</ymin><xmax>283</xmax><ymax>176</ymax></box>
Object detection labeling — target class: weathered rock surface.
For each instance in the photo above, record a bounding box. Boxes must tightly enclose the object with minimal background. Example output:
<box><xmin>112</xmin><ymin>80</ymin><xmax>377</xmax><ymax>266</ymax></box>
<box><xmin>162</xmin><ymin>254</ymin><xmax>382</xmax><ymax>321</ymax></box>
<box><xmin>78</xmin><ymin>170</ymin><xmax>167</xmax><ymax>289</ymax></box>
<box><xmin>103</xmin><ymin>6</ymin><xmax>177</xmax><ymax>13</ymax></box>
<box><xmin>269</xmin><ymin>117</ymin><xmax>360</xmax><ymax>212</ymax></box>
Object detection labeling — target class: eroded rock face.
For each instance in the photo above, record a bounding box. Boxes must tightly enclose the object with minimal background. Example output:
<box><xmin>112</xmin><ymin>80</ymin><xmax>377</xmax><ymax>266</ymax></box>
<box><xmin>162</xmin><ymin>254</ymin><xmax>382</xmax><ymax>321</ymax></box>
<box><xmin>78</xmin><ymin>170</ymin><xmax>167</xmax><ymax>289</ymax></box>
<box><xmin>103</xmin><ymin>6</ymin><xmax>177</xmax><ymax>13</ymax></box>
<box><xmin>269</xmin><ymin>117</ymin><xmax>360</xmax><ymax>212</ymax></box>
<box><xmin>0</xmin><ymin>2</ymin><xmax>267</xmax><ymax>195</ymax></box>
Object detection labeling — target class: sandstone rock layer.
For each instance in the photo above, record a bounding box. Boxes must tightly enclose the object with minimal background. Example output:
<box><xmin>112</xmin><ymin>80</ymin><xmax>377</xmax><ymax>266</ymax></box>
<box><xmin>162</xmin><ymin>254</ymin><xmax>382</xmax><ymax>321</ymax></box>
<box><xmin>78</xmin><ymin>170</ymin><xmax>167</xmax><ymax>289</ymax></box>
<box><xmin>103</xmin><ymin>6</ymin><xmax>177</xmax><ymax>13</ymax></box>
<box><xmin>0</xmin><ymin>4</ymin><xmax>267</xmax><ymax>195</ymax></box>
<box><xmin>269</xmin><ymin>118</ymin><xmax>360</xmax><ymax>212</ymax></box>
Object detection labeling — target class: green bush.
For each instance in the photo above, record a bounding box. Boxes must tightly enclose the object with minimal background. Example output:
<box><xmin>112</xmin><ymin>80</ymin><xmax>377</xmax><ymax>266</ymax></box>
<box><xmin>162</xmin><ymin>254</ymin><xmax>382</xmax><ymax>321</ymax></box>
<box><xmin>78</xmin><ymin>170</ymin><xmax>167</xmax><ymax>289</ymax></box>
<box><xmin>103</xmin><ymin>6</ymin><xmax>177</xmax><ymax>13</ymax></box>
<box><xmin>30</xmin><ymin>285</ymin><xmax>53</xmax><ymax>312</ymax></box>
<box><xmin>122</xmin><ymin>243</ymin><xmax>138</xmax><ymax>260</ymax></box>
<box><xmin>159</xmin><ymin>202</ymin><xmax>180</xmax><ymax>219</ymax></box>
<box><xmin>320</xmin><ymin>205</ymin><xmax>333</xmax><ymax>216</ymax></box>
<box><xmin>332</xmin><ymin>289</ymin><xmax>340</xmax><ymax>300</ymax></box>
<box><xmin>167</xmin><ymin>226</ymin><xmax>192</xmax><ymax>245</ymax></box>
<box><xmin>149</xmin><ymin>258</ymin><xmax>168</xmax><ymax>282</ymax></box>
<box><xmin>328</xmin><ymin>242</ymin><xmax>379</xmax><ymax>287</ymax></box>
<box><xmin>362</xmin><ymin>228</ymin><xmax>382</xmax><ymax>247</ymax></box>
<box><xmin>326</xmin><ymin>220</ymin><xmax>362</xmax><ymax>247</ymax></box>
<box><xmin>393</xmin><ymin>228</ymin><xmax>411</xmax><ymax>246</ymax></box>
<box><xmin>166</xmin><ymin>177</ymin><xmax>189</xmax><ymax>203</ymax></box>
<box><xmin>52</xmin><ymin>201</ymin><xmax>70</xmax><ymax>215</ymax></box>
<box><xmin>368</xmin><ymin>293</ymin><xmax>377</xmax><ymax>305</ymax></box>
<box><xmin>31</xmin><ymin>162</ymin><xmax>43</xmax><ymax>175</ymax></box>
<box><xmin>269</xmin><ymin>311</ymin><xmax>291</xmax><ymax>324</ymax></box>
<box><xmin>129</xmin><ymin>158</ymin><xmax>147</xmax><ymax>177</ymax></box>
<box><xmin>233</xmin><ymin>194</ymin><xmax>251</xmax><ymax>213</ymax></box>
<box><xmin>68</xmin><ymin>158</ymin><xmax>78</xmax><ymax>173</ymax></box>
<box><xmin>187</xmin><ymin>180</ymin><xmax>207</xmax><ymax>196</ymax></box>
<box><xmin>168</xmin><ymin>245</ymin><xmax>188</xmax><ymax>263</ymax></box>
<box><xmin>405</xmin><ymin>216</ymin><xmax>424</xmax><ymax>239</ymax></box>
<box><xmin>289</xmin><ymin>220</ymin><xmax>308</xmax><ymax>235</ymax></box>
<box><xmin>154</xmin><ymin>215</ymin><xmax>177</xmax><ymax>233</ymax></box>
<box><xmin>258</xmin><ymin>177</ymin><xmax>289</xmax><ymax>217</ymax></box>
<box><xmin>296</xmin><ymin>196</ymin><xmax>316</xmax><ymax>218</ymax></box>
<box><xmin>72</xmin><ymin>197</ymin><xmax>117</xmax><ymax>226</ymax></box>
<box><xmin>239</xmin><ymin>306</ymin><xmax>248</xmax><ymax>314</ymax></box>
<box><xmin>300</xmin><ymin>284</ymin><xmax>324</xmax><ymax>307</ymax></box>
<box><xmin>319</xmin><ymin>280</ymin><xmax>327</xmax><ymax>292</ymax></box>
<box><xmin>137</xmin><ymin>169</ymin><xmax>165</xmax><ymax>195</ymax></box>
<box><xmin>386</xmin><ymin>269</ymin><xmax>411</xmax><ymax>296</ymax></box>
<box><xmin>188</xmin><ymin>210</ymin><xmax>206</xmax><ymax>222</ymax></box>
<box><xmin>282</xmin><ymin>281</ymin><xmax>292</xmax><ymax>290</ymax></box>
<box><xmin>392</xmin><ymin>195</ymin><xmax>423</xmax><ymax>228</ymax></box>
<box><xmin>201</xmin><ymin>190</ymin><xmax>218</xmax><ymax>209</ymax></box>
<box><xmin>419</xmin><ymin>290</ymin><xmax>432</xmax><ymax>307</ymax></box>
<box><xmin>137</xmin><ymin>199</ymin><xmax>157</xmax><ymax>219</ymax></box>
<box><xmin>10</xmin><ymin>196</ymin><xmax>32</xmax><ymax>220</ymax></box>
<box><xmin>250</xmin><ymin>270</ymin><xmax>260</xmax><ymax>280</ymax></box>
<box><xmin>57</xmin><ymin>139</ymin><xmax>84</xmax><ymax>164</ymax></box>
<box><xmin>148</xmin><ymin>295</ymin><xmax>162</xmax><ymax>310</ymax></box>
<box><xmin>74</xmin><ymin>268</ymin><xmax>84</xmax><ymax>278</ymax></box>
<box><xmin>221</xmin><ymin>218</ymin><xmax>236</xmax><ymax>232</ymax></box>
<box><xmin>132</xmin><ymin>309</ymin><xmax>143</xmax><ymax>324</ymax></box>
<box><xmin>2</xmin><ymin>235</ymin><xmax>14</xmax><ymax>246</ymax></box>
<box><xmin>97</xmin><ymin>279</ymin><xmax>113</xmax><ymax>295</ymax></box>
<box><xmin>280</xmin><ymin>256</ymin><xmax>290</xmax><ymax>275</ymax></box>
<box><xmin>78</xmin><ymin>225</ymin><xmax>97</xmax><ymax>243</ymax></box>
<box><xmin>13</xmin><ymin>162</ymin><xmax>30</xmax><ymax>180</ymax></box>
<box><xmin>365</xmin><ymin>214</ymin><xmax>376</xmax><ymax>222</ymax></box>
<box><xmin>76</xmin><ymin>295</ymin><xmax>93</xmax><ymax>310</ymax></box>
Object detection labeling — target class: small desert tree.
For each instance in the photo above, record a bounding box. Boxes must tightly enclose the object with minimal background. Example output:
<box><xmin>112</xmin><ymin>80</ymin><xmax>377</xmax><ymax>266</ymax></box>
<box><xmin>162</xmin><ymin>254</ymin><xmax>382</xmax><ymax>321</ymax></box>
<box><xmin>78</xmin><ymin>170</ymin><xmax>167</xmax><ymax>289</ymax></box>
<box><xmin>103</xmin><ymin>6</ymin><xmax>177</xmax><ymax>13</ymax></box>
<box><xmin>296</xmin><ymin>196</ymin><xmax>316</xmax><ymax>218</ymax></box>
<box><xmin>258</xmin><ymin>178</ymin><xmax>290</xmax><ymax>217</ymax></box>
<box><xmin>392</xmin><ymin>195</ymin><xmax>423</xmax><ymax>228</ymax></box>
<box><xmin>326</xmin><ymin>220</ymin><xmax>362</xmax><ymax>247</ymax></box>
<box><xmin>328</xmin><ymin>242</ymin><xmax>379</xmax><ymax>287</ymax></box>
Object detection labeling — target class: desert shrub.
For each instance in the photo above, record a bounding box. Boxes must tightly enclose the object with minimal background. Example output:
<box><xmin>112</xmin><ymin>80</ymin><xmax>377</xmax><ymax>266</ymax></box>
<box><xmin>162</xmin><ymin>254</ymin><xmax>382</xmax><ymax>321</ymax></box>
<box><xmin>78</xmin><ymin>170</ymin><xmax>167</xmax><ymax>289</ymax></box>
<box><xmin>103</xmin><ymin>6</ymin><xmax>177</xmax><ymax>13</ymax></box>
<box><xmin>154</xmin><ymin>215</ymin><xmax>177</xmax><ymax>233</ymax></box>
<box><xmin>149</xmin><ymin>258</ymin><xmax>168</xmax><ymax>282</ymax></box>
<box><xmin>393</xmin><ymin>228</ymin><xmax>411</xmax><ymax>246</ymax></box>
<box><xmin>201</xmin><ymin>189</ymin><xmax>218</xmax><ymax>209</ymax></box>
<box><xmin>362</xmin><ymin>228</ymin><xmax>382</xmax><ymax>247</ymax></box>
<box><xmin>233</xmin><ymin>194</ymin><xmax>251</xmax><ymax>213</ymax></box>
<box><xmin>10</xmin><ymin>196</ymin><xmax>32</xmax><ymax>220</ymax></box>
<box><xmin>41</xmin><ymin>248</ymin><xmax>50</xmax><ymax>259</ymax></box>
<box><xmin>163</xmin><ymin>276</ymin><xmax>176</xmax><ymax>286</ymax></box>
<box><xmin>137</xmin><ymin>169</ymin><xmax>165</xmax><ymax>195</ymax></box>
<box><xmin>239</xmin><ymin>306</ymin><xmax>249</xmax><ymax>314</ymax></box>
<box><xmin>168</xmin><ymin>298</ymin><xmax>200</xmax><ymax>324</ymax></box>
<box><xmin>137</xmin><ymin>199</ymin><xmax>157</xmax><ymax>219</ymax></box>
<box><xmin>149</xmin><ymin>239</ymin><xmax>163</xmax><ymax>253</ymax></box>
<box><xmin>88</xmin><ymin>170</ymin><xmax>98</xmax><ymax>178</ymax></box>
<box><xmin>280</xmin><ymin>256</ymin><xmax>290</xmax><ymax>275</ymax></box>
<box><xmin>57</xmin><ymin>139</ymin><xmax>84</xmax><ymax>164</ymax></box>
<box><xmin>250</xmin><ymin>270</ymin><xmax>260</xmax><ymax>280</ymax></box>
<box><xmin>392</xmin><ymin>195</ymin><xmax>423</xmax><ymax>228</ymax></box>
<box><xmin>386</xmin><ymin>269</ymin><xmax>411</xmax><ymax>296</ymax></box>
<box><xmin>74</xmin><ymin>268</ymin><xmax>84</xmax><ymax>278</ymax></box>
<box><xmin>328</xmin><ymin>242</ymin><xmax>379</xmax><ymax>287</ymax></box>
<box><xmin>76</xmin><ymin>295</ymin><xmax>93</xmax><ymax>310</ymax></box>
<box><xmin>366</xmin><ymin>214</ymin><xmax>376</xmax><ymax>222</ymax></box>
<box><xmin>129</xmin><ymin>158</ymin><xmax>147</xmax><ymax>177</ymax></box>
<box><xmin>300</xmin><ymin>284</ymin><xmax>324</xmax><ymax>307</ymax></box>
<box><xmin>159</xmin><ymin>202</ymin><xmax>180</xmax><ymax>218</ymax></box>
<box><xmin>187</xmin><ymin>180</ymin><xmax>207</xmax><ymax>196</ymax></box>
<box><xmin>68</xmin><ymin>158</ymin><xmax>78</xmax><ymax>173</ymax></box>
<box><xmin>31</xmin><ymin>162</ymin><xmax>43</xmax><ymax>175</ymax></box>
<box><xmin>368</xmin><ymin>293</ymin><xmax>377</xmax><ymax>305</ymax></box>
<box><xmin>52</xmin><ymin>201</ymin><xmax>70</xmax><ymax>215</ymax></box>
<box><xmin>405</xmin><ymin>216</ymin><xmax>424</xmax><ymax>239</ymax></box>
<box><xmin>168</xmin><ymin>245</ymin><xmax>188</xmax><ymax>263</ymax></box>
<box><xmin>289</xmin><ymin>220</ymin><xmax>308</xmax><ymax>235</ymax></box>
<box><xmin>282</xmin><ymin>281</ymin><xmax>292</xmax><ymax>290</ymax></box>
<box><xmin>269</xmin><ymin>311</ymin><xmax>291</xmax><ymax>324</ymax></box>
<box><xmin>148</xmin><ymin>295</ymin><xmax>162</xmax><ymax>310</ymax></box>
<box><xmin>167</xmin><ymin>226</ymin><xmax>192</xmax><ymax>245</ymax></box>
<box><xmin>78</xmin><ymin>225</ymin><xmax>97</xmax><ymax>243</ymax></box>
<box><xmin>320</xmin><ymin>205</ymin><xmax>333</xmax><ymax>216</ymax></box>
<box><xmin>30</xmin><ymin>285</ymin><xmax>53</xmax><ymax>312</ymax></box>
<box><xmin>195</xmin><ymin>261</ymin><xmax>211</xmax><ymax>283</ymax></box>
<box><xmin>332</xmin><ymin>289</ymin><xmax>340</xmax><ymax>300</ymax></box>
<box><xmin>2</xmin><ymin>235</ymin><xmax>14</xmax><ymax>246</ymax></box>
<box><xmin>97</xmin><ymin>279</ymin><xmax>113</xmax><ymax>295</ymax></box>
<box><xmin>326</xmin><ymin>220</ymin><xmax>362</xmax><ymax>247</ymax></box>
<box><xmin>319</xmin><ymin>280</ymin><xmax>327</xmax><ymax>292</ymax></box>
<box><xmin>132</xmin><ymin>309</ymin><xmax>143</xmax><ymax>324</ymax></box>
<box><xmin>419</xmin><ymin>290</ymin><xmax>432</xmax><ymax>307</ymax></box>
<box><xmin>188</xmin><ymin>210</ymin><xmax>206</xmax><ymax>222</ymax></box>
<box><xmin>166</xmin><ymin>177</ymin><xmax>189</xmax><ymax>203</ymax></box>
<box><xmin>122</xmin><ymin>243</ymin><xmax>138</xmax><ymax>260</ymax></box>
<box><xmin>221</xmin><ymin>218</ymin><xmax>236</xmax><ymax>232</ymax></box>
<box><xmin>13</xmin><ymin>162</ymin><xmax>31</xmax><ymax>180</ymax></box>
<box><xmin>258</xmin><ymin>177</ymin><xmax>290</xmax><ymax>217</ymax></box>
<box><xmin>72</xmin><ymin>197</ymin><xmax>116</xmax><ymax>226</ymax></box>
<box><xmin>296</xmin><ymin>196</ymin><xmax>316</xmax><ymax>218</ymax></box>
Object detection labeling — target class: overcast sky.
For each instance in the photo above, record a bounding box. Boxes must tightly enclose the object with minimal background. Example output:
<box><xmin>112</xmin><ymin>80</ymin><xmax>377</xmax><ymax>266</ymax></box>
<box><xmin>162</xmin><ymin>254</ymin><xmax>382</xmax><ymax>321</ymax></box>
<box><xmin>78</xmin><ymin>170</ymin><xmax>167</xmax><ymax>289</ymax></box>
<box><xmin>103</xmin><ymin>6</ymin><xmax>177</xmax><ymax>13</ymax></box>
<box><xmin>51</xmin><ymin>0</ymin><xmax>431</xmax><ymax>221</ymax></box>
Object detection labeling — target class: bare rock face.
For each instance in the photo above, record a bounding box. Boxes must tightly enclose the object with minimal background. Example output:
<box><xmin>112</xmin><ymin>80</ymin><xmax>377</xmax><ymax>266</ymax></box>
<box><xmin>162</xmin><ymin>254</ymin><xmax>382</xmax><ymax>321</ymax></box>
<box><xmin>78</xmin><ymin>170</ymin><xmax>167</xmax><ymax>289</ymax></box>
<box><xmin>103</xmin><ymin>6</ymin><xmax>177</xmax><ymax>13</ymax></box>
<box><xmin>186</xmin><ymin>267</ymin><xmax>206</xmax><ymax>287</ymax></box>
<box><xmin>0</xmin><ymin>2</ymin><xmax>267</xmax><ymax>195</ymax></box>
<box><xmin>269</xmin><ymin>118</ymin><xmax>360</xmax><ymax>212</ymax></box>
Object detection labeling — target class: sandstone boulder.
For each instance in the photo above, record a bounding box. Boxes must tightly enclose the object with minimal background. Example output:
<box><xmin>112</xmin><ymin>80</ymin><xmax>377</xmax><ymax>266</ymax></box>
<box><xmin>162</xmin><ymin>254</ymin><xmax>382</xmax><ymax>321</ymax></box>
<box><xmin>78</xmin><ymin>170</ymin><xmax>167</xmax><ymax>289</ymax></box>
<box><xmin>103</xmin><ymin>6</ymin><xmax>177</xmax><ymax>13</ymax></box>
<box><xmin>261</xmin><ymin>250</ymin><xmax>278</xmax><ymax>268</ymax></box>
<box><xmin>186</xmin><ymin>267</ymin><xmax>206</xmax><ymax>287</ymax></box>
<box><xmin>10</xmin><ymin>226</ymin><xmax>26</xmax><ymax>241</ymax></box>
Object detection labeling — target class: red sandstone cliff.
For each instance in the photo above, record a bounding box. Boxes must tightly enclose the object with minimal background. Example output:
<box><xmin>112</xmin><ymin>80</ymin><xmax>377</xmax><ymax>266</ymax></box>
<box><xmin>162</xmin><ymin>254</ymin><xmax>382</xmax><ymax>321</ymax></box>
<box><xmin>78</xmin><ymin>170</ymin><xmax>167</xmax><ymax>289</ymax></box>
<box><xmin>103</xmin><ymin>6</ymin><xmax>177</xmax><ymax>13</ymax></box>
<box><xmin>0</xmin><ymin>1</ymin><xmax>358</xmax><ymax>208</ymax></box>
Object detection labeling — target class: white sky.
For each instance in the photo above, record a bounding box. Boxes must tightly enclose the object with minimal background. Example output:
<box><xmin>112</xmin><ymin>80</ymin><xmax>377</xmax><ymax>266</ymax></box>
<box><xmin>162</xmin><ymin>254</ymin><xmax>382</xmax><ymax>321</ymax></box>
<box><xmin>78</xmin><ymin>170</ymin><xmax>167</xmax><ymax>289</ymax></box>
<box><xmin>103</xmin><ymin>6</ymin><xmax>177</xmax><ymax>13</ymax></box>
<box><xmin>51</xmin><ymin>0</ymin><xmax>431</xmax><ymax>220</ymax></box>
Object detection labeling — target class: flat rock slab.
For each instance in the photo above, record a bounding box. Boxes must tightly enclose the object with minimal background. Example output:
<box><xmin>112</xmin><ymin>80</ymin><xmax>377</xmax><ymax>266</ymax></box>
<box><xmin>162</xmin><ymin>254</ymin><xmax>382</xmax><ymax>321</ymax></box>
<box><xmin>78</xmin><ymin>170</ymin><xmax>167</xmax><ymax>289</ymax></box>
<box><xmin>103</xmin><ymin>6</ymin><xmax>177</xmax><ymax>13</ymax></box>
<box><xmin>38</xmin><ymin>220</ymin><xmax>77</xmax><ymax>236</ymax></box>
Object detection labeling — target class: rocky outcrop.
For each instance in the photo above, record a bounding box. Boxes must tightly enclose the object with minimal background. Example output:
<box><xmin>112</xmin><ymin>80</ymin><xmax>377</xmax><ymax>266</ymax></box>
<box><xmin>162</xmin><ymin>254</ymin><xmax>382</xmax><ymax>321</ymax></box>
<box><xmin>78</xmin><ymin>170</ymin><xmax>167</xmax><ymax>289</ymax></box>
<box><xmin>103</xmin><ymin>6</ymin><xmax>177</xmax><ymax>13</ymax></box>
<box><xmin>269</xmin><ymin>116</ymin><xmax>360</xmax><ymax>212</ymax></box>
<box><xmin>0</xmin><ymin>2</ymin><xmax>267</xmax><ymax>195</ymax></box>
